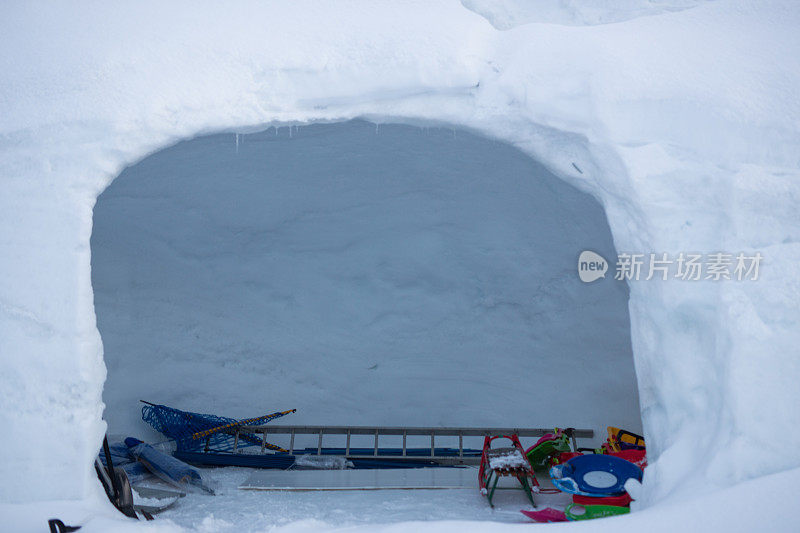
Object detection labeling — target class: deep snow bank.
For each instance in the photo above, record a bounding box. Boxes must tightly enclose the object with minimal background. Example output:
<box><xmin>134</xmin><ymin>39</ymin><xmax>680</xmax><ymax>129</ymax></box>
<box><xmin>92</xmin><ymin>120</ymin><xmax>638</xmax><ymax>438</ymax></box>
<box><xmin>1</xmin><ymin>0</ymin><xmax>800</xmax><ymax>528</ymax></box>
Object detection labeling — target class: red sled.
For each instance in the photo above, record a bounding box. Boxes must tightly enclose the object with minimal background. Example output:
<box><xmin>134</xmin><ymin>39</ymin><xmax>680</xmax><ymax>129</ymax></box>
<box><xmin>573</xmin><ymin>493</ymin><xmax>632</xmax><ymax>507</ymax></box>
<box><xmin>479</xmin><ymin>434</ymin><xmax>539</xmax><ymax>507</ymax></box>
<box><xmin>608</xmin><ymin>449</ymin><xmax>647</xmax><ymax>469</ymax></box>
<box><xmin>520</xmin><ymin>508</ymin><xmax>568</xmax><ymax>522</ymax></box>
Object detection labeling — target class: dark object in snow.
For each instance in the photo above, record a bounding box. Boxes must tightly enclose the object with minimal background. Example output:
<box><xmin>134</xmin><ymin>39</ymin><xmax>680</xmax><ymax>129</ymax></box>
<box><xmin>125</xmin><ymin>437</ymin><xmax>214</xmax><ymax>494</ymax></box>
<box><xmin>47</xmin><ymin>519</ymin><xmax>81</xmax><ymax>532</ymax></box>
<box><xmin>140</xmin><ymin>400</ymin><xmax>295</xmax><ymax>454</ymax></box>
<box><xmin>96</xmin><ymin>438</ymin><xmax>183</xmax><ymax>514</ymax></box>
<box><xmin>95</xmin><ymin>435</ymin><xmax>138</xmax><ymax>519</ymax></box>
<box><xmin>97</xmin><ymin>441</ymin><xmax>151</xmax><ymax>484</ymax></box>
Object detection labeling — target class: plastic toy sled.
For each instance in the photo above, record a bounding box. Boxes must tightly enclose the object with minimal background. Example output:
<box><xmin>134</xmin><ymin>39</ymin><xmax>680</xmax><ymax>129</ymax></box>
<box><xmin>550</xmin><ymin>454</ymin><xmax>642</xmax><ymax>496</ymax></box>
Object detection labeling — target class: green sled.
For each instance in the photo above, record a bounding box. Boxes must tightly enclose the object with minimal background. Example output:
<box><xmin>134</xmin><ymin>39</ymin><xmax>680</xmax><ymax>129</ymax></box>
<box><xmin>525</xmin><ymin>434</ymin><xmax>571</xmax><ymax>469</ymax></box>
<box><xmin>565</xmin><ymin>503</ymin><xmax>630</xmax><ymax>521</ymax></box>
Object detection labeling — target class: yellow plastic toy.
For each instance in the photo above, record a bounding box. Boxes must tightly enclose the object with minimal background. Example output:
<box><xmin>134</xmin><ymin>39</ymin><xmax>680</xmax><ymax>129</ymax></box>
<box><xmin>605</xmin><ymin>427</ymin><xmax>645</xmax><ymax>452</ymax></box>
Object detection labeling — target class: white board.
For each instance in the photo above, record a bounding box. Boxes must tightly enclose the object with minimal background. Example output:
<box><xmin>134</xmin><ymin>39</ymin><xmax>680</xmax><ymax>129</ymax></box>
<box><xmin>239</xmin><ymin>467</ymin><xmax>478</xmax><ymax>491</ymax></box>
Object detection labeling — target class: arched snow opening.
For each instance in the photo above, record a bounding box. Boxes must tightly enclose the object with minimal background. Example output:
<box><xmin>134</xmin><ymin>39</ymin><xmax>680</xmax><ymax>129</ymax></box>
<box><xmin>4</xmin><ymin>2</ymin><xmax>798</xmax><ymax>529</ymax></box>
<box><xmin>91</xmin><ymin>119</ymin><xmax>640</xmax><ymax>460</ymax></box>
<box><xmin>88</xmin><ymin>119</ymin><xmax>642</xmax><ymax>524</ymax></box>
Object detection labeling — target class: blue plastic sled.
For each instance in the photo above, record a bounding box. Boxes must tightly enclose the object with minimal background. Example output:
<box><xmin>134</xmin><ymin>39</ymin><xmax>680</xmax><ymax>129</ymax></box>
<box><xmin>550</xmin><ymin>454</ymin><xmax>642</xmax><ymax>496</ymax></box>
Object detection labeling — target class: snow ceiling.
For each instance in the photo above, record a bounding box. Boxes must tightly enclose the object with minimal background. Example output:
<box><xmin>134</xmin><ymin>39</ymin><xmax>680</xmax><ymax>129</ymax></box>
<box><xmin>1</xmin><ymin>0</ymin><xmax>799</xmax><ymax>523</ymax></box>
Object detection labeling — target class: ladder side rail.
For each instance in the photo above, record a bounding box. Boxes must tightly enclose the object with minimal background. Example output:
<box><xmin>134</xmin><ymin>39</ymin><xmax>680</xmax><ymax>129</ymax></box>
<box><xmin>240</xmin><ymin>425</ymin><xmax>593</xmax><ymax>440</ymax></box>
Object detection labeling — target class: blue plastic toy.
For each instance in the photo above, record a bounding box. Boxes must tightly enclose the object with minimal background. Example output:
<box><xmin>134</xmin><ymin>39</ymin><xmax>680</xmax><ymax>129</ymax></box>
<box><xmin>550</xmin><ymin>454</ymin><xmax>642</xmax><ymax>496</ymax></box>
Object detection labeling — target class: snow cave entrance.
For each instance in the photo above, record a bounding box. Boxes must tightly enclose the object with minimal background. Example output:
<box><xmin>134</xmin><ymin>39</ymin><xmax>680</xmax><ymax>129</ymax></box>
<box><xmin>92</xmin><ymin>119</ymin><xmax>641</xmax><ymax>506</ymax></box>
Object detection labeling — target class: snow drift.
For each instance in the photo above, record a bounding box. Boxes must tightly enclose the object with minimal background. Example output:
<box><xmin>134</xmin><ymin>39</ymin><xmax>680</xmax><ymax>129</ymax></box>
<box><xmin>1</xmin><ymin>0</ymin><xmax>800</xmax><ymax>530</ymax></box>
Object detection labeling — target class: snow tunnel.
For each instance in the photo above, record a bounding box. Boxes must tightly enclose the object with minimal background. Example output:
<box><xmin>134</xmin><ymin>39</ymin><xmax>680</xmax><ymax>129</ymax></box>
<box><xmin>91</xmin><ymin>119</ymin><xmax>641</xmax><ymax>447</ymax></box>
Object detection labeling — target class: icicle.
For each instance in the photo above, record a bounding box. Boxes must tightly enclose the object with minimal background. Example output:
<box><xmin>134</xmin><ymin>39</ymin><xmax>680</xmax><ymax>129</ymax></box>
<box><xmin>235</xmin><ymin>133</ymin><xmax>239</xmax><ymax>154</ymax></box>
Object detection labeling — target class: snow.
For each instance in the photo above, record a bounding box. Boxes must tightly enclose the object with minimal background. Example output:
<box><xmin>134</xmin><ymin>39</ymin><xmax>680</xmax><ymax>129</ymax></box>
<box><xmin>239</xmin><ymin>467</ymin><xmax>477</xmax><ymax>490</ymax></box>
<box><xmin>487</xmin><ymin>450</ymin><xmax>529</xmax><ymax>470</ymax></box>
<box><xmin>460</xmin><ymin>0</ymin><xmax>705</xmax><ymax>28</ymax></box>
<box><xmin>164</xmin><ymin>467</ymin><xmax>549</xmax><ymax>528</ymax></box>
<box><xmin>92</xmin><ymin>120</ymin><xmax>638</xmax><ymax>441</ymax></box>
<box><xmin>6</xmin><ymin>465</ymin><xmax>800</xmax><ymax>531</ymax></box>
<box><xmin>2</xmin><ymin>0</ymin><xmax>800</xmax><ymax>531</ymax></box>
<box><xmin>291</xmin><ymin>456</ymin><xmax>351</xmax><ymax>470</ymax></box>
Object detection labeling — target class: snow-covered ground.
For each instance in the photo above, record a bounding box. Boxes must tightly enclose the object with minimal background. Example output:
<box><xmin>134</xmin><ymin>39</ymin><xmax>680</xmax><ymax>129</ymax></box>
<box><xmin>2</xmin><ymin>0</ymin><xmax>800</xmax><ymax>531</ymax></box>
<box><xmin>6</xmin><ymin>465</ymin><xmax>800</xmax><ymax>532</ymax></box>
<box><xmin>158</xmin><ymin>466</ymin><xmax>559</xmax><ymax>530</ymax></box>
<box><xmin>93</xmin><ymin>120</ymin><xmax>638</xmax><ymax>442</ymax></box>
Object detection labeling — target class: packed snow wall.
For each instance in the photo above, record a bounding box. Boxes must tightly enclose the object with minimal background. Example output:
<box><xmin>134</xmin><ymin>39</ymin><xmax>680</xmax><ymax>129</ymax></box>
<box><xmin>1</xmin><ymin>0</ymin><xmax>799</xmax><ymax>524</ymax></box>
<box><xmin>92</xmin><ymin>119</ymin><xmax>639</xmax><ymax>439</ymax></box>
